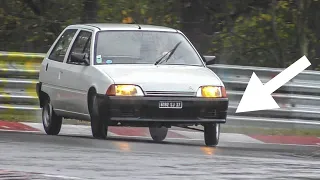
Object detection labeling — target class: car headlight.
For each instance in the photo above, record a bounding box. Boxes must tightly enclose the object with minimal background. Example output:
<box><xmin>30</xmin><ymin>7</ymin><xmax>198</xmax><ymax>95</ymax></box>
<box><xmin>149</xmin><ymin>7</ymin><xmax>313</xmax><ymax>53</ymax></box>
<box><xmin>106</xmin><ymin>84</ymin><xmax>144</xmax><ymax>96</ymax></box>
<box><xmin>196</xmin><ymin>86</ymin><xmax>227</xmax><ymax>98</ymax></box>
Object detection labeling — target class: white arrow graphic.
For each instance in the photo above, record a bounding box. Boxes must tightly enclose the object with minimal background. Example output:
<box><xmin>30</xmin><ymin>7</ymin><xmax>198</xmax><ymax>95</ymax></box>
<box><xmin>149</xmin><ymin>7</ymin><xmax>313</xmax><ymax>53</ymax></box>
<box><xmin>236</xmin><ymin>55</ymin><xmax>311</xmax><ymax>113</ymax></box>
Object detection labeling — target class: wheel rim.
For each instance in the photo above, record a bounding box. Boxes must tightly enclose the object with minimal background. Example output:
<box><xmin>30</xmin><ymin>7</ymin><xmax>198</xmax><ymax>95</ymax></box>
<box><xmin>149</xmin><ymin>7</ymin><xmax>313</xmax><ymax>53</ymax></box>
<box><xmin>43</xmin><ymin>104</ymin><xmax>50</xmax><ymax>127</ymax></box>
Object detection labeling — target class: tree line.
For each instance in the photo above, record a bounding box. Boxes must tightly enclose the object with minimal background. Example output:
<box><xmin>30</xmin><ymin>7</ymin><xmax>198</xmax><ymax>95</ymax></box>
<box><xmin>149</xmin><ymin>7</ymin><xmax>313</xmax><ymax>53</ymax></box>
<box><xmin>0</xmin><ymin>0</ymin><xmax>319</xmax><ymax>69</ymax></box>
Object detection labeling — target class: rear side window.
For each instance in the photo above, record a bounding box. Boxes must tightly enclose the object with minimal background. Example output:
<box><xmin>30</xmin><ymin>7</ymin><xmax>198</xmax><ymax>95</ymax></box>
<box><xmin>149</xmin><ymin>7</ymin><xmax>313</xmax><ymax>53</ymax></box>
<box><xmin>67</xmin><ymin>30</ymin><xmax>92</xmax><ymax>64</ymax></box>
<box><xmin>48</xmin><ymin>29</ymin><xmax>77</xmax><ymax>62</ymax></box>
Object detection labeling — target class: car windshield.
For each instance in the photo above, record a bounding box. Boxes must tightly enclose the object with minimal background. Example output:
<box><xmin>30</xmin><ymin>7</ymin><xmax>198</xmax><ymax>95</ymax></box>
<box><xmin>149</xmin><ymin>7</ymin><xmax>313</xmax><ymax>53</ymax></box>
<box><xmin>94</xmin><ymin>30</ymin><xmax>204</xmax><ymax>66</ymax></box>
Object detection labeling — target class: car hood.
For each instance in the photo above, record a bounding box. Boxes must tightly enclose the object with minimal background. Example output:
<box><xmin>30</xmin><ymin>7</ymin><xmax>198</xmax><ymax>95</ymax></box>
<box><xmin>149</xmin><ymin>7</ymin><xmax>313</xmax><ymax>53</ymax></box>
<box><xmin>97</xmin><ymin>64</ymin><xmax>223</xmax><ymax>93</ymax></box>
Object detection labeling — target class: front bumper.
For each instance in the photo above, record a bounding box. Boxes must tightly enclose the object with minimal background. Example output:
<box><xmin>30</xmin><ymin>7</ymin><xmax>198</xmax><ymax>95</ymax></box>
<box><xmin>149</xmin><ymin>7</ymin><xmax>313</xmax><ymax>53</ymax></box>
<box><xmin>97</xmin><ymin>94</ymin><xmax>228</xmax><ymax>125</ymax></box>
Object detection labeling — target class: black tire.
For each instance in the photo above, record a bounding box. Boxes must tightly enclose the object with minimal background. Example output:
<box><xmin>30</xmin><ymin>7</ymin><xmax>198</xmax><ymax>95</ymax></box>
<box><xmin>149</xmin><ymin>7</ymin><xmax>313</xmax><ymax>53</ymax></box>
<box><xmin>149</xmin><ymin>127</ymin><xmax>168</xmax><ymax>142</ymax></box>
<box><xmin>42</xmin><ymin>99</ymin><xmax>62</xmax><ymax>135</ymax></box>
<box><xmin>204</xmin><ymin>123</ymin><xmax>220</xmax><ymax>146</ymax></box>
<box><xmin>89</xmin><ymin>93</ymin><xmax>107</xmax><ymax>139</ymax></box>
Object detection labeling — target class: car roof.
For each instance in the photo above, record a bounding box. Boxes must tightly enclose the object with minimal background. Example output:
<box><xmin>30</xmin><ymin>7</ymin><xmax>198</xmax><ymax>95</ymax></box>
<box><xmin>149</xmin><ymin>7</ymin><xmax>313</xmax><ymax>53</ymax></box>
<box><xmin>68</xmin><ymin>23</ymin><xmax>178</xmax><ymax>32</ymax></box>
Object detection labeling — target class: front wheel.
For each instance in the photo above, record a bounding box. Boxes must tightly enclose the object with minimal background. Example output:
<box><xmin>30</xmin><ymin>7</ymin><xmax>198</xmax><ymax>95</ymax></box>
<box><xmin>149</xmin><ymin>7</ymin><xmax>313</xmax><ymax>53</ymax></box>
<box><xmin>204</xmin><ymin>123</ymin><xmax>220</xmax><ymax>146</ymax></box>
<box><xmin>89</xmin><ymin>93</ymin><xmax>107</xmax><ymax>139</ymax></box>
<box><xmin>149</xmin><ymin>127</ymin><xmax>168</xmax><ymax>142</ymax></box>
<box><xmin>42</xmin><ymin>99</ymin><xmax>62</xmax><ymax>135</ymax></box>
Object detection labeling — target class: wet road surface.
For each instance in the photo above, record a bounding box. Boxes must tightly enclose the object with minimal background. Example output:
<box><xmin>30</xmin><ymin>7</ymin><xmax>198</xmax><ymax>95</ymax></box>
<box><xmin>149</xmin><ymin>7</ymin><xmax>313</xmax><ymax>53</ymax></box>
<box><xmin>0</xmin><ymin>131</ymin><xmax>319</xmax><ymax>180</ymax></box>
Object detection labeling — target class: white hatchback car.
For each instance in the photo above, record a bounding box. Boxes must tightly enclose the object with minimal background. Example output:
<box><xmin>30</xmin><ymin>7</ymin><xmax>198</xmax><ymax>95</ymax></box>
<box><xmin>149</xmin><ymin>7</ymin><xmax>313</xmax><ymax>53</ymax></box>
<box><xmin>36</xmin><ymin>23</ymin><xmax>229</xmax><ymax>146</ymax></box>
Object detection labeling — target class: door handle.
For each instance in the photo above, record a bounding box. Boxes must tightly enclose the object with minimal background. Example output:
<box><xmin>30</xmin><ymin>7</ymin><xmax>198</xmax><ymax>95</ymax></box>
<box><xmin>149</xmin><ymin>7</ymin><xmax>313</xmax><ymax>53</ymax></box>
<box><xmin>45</xmin><ymin>63</ymin><xmax>49</xmax><ymax>71</ymax></box>
<box><xmin>58</xmin><ymin>70</ymin><xmax>63</xmax><ymax>80</ymax></box>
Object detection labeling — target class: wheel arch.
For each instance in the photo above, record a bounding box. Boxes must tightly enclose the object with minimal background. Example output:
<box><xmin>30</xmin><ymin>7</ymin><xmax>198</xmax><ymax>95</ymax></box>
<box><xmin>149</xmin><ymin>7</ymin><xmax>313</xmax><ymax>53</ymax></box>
<box><xmin>37</xmin><ymin>82</ymin><xmax>50</xmax><ymax>108</ymax></box>
<box><xmin>39</xmin><ymin>91</ymin><xmax>50</xmax><ymax>108</ymax></box>
<box><xmin>87</xmin><ymin>86</ymin><xmax>97</xmax><ymax>114</ymax></box>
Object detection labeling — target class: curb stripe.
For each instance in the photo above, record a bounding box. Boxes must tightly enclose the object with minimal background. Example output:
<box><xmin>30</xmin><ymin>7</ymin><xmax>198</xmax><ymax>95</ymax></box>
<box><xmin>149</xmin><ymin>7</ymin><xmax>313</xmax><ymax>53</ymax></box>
<box><xmin>2</xmin><ymin>121</ymin><xmax>320</xmax><ymax>147</ymax></box>
<box><xmin>249</xmin><ymin>135</ymin><xmax>320</xmax><ymax>146</ymax></box>
<box><xmin>0</xmin><ymin>121</ymin><xmax>40</xmax><ymax>131</ymax></box>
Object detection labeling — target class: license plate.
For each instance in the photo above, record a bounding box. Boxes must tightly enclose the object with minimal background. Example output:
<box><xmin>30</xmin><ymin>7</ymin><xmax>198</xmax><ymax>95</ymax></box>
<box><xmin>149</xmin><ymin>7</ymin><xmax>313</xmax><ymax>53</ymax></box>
<box><xmin>159</xmin><ymin>101</ymin><xmax>183</xmax><ymax>109</ymax></box>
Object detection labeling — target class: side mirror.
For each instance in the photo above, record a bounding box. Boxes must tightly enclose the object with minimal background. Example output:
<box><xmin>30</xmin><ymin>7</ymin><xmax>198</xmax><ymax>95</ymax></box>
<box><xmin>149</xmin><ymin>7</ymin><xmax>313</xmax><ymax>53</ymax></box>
<box><xmin>70</xmin><ymin>52</ymin><xmax>90</xmax><ymax>65</ymax></box>
<box><xmin>202</xmin><ymin>55</ymin><xmax>216</xmax><ymax>65</ymax></box>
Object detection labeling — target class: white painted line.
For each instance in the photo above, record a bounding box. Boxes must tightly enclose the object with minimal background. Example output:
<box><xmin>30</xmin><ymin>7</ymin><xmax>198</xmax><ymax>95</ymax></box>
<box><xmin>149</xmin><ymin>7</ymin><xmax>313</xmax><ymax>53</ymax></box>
<box><xmin>42</xmin><ymin>174</ymin><xmax>84</xmax><ymax>180</ymax></box>
<box><xmin>170</xmin><ymin>130</ymin><xmax>265</xmax><ymax>144</ymax></box>
<box><xmin>250</xmin><ymin>142</ymin><xmax>320</xmax><ymax>147</ymax></box>
<box><xmin>227</xmin><ymin>115</ymin><xmax>320</xmax><ymax>125</ymax></box>
<box><xmin>0</xmin><ymin>129</ymin><xmax>41</xmax><ymax>133</ymax></box>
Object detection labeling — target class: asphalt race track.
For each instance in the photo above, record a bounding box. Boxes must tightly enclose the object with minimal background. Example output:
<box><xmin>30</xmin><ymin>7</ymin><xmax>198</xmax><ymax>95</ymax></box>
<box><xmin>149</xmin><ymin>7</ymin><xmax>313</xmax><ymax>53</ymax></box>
<box><xmin>0</xmin><ymin>126</ymin><xmax>319</xmax><ymax>180</ymax></box>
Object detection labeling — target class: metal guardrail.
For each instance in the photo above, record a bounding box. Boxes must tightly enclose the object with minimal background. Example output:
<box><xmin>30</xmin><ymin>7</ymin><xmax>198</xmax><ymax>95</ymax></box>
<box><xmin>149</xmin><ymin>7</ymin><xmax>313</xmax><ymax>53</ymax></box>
<box><xmin>0</xmin><ymin>51</ymin><xmax>319</xmax><ymax>128</ymax></box>
<box><xmin>208</xmin><ymin>64</ymin><xmax>320</xmax><ymax>128</ymax></box>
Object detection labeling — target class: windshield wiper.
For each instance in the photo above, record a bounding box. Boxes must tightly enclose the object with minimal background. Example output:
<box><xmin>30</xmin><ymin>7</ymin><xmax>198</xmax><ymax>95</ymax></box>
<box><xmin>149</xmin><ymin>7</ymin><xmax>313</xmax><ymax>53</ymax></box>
<box><xmin>154</xmin><ymin>41</ymin><xmax>182</xmax><ymax>65</ymax></box>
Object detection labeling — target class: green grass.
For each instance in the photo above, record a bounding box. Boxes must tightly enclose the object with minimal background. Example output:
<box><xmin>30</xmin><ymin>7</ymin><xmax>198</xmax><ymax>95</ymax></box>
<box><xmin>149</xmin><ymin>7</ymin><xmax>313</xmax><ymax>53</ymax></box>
<box><xmin>0</xmin><ymin>113</ymin><xmax>90</xmax><ymax>125</ymax></box>
<box><xmin>1</xmin><ymin>114</ymin><xmax>319</xmax><ymax>136</ymax></box>
<box><xmin>0</xmin><ymin>113</ymin><xmax>39</xmax><ymax>122</ymax></box>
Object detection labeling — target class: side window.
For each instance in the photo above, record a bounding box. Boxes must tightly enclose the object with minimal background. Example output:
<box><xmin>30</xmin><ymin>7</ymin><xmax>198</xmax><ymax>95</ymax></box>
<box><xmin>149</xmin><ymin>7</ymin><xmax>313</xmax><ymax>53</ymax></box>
<box><xmin>67</xmin><ymin>30</ymin><xmax>92</xmax><ymax>64</ymax></box>
<box><xmin>48</xmin><ymin>29</ymin><xmax>77</xmax><ymax>62</ymax></box>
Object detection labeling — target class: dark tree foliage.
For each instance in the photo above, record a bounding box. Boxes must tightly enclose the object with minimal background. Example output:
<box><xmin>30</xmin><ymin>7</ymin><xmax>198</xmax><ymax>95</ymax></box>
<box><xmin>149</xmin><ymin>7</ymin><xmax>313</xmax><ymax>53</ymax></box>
<box><xmin>0</xmin><ymin>0</ymin><xmax>319</xmax><ymax>69</ymax></box>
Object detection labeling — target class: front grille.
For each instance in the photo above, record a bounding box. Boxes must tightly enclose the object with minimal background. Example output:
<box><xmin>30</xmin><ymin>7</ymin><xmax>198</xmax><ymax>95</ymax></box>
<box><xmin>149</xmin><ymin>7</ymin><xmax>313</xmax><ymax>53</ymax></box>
<box><xmin>145</xmin><ymin>91</ymin><xmax>195</xmax><ymax>97</ymax></box>
<box><xmin>110</xmin><ymin>105</ymin><xmax>224</xmax><ymax>120</ymax></box>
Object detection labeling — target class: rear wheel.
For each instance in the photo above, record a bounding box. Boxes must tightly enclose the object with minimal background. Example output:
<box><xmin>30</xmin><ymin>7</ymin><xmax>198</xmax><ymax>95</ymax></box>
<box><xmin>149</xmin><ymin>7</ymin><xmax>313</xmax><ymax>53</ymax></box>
<box><xmin>149</xmin><ymin>127</ymin><xmax>168</xmax><ymax>142</ymax></box>
<box><xmin>204</xmin><ymin>123</ymin><xmax>220</xmax><ymax>146</ymax></box>
<box><xmin>42</xmin><ymin>99</ymin><xmax>62</xmax><ymax>135</ymax></box>
<box><xmin>89</xmin><ymin>93</ymin><xmax>107</xmax><ymax>139</ymax></box>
